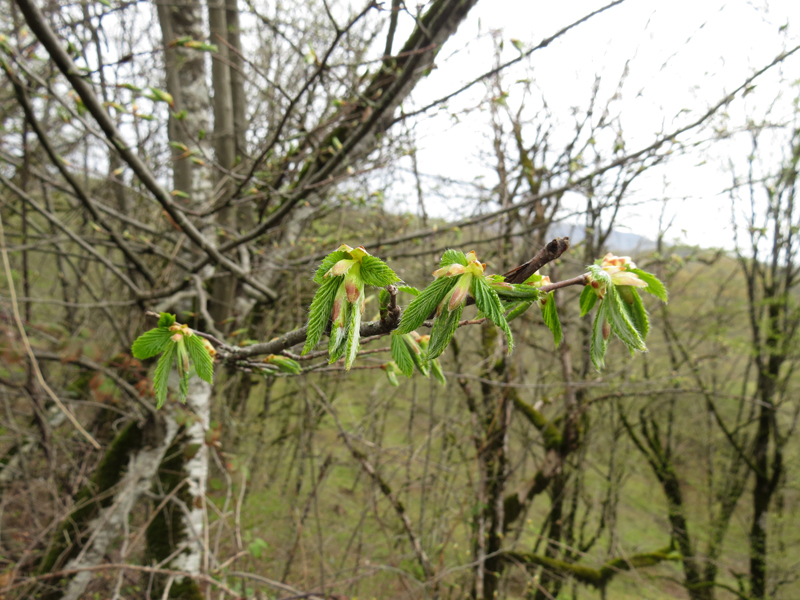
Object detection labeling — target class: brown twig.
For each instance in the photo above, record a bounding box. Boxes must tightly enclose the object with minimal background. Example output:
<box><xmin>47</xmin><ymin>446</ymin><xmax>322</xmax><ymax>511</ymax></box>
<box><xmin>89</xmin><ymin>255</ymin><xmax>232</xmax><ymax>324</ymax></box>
<box><xmin>0</xmin><ymin>211</ymin><xmax>101</xmax><ymax>449</ymax></box>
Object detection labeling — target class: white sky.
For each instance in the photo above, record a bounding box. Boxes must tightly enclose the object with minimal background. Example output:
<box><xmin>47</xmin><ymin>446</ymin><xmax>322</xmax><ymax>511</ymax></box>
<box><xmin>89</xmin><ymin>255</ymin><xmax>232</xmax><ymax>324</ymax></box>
<box><xmin>386</xmin><ymin>0</ymin><xmax>800</xmax><ymax>249</ymax></box>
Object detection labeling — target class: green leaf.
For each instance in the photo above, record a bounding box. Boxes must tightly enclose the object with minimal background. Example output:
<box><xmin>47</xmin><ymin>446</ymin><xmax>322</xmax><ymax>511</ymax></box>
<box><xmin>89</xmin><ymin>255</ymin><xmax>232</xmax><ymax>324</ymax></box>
<box><xmin>360</xmin><ymin>255</ymin><xmax>400</xmax><ymax>287</ymax></box>
<box><xmin>184</xmin><ymin>41</ymin><xmax>219</xmax><ymax>52</ymax></box>
<box><xmin>541</xmin><ymin>292</ymin><xmax>563</xmax><ymax>347</ymax></box>
<box><xmin>427</xmin><ymin>304</ymin><xmax>463</xmax><ymax>361</ymax></box>
<box><xmin>177</xmin><ymin>342</ymin><xmax>190</xmax><ymax>402</ymax></box>
<box><xmin>158</xmin><ymin>313</ymin><xmax>176</xmax><ymax>328</ymax></box>
<box><xmin>391</xmin><ymin>334</ymin><xmax>414</xmax><ymax>378</ymax></box>
<box><xmin>379</xmin><ymin>289</ymin><xmax>390</xmax><ymax>310</ymax></box>
<box><xmin>303</xmin><ymin>276</ymin><xmax>342</xmax><ymax>354</ymax></box>
<box><xmin>328</xmin><ymin>281</ymin><xmax>349</xmax><ymax>360</ymax></box>
<box><xmin>186</xmin><ymin>335</ymin><xmax>214</xmax><ymax>383</ymax></box>
<box><xmin>131</xmin><ymin>328</ymin><xmax>173</xmax><ymax>359</ymax></box>
<box><xmin>398</xmin><ymin>285</ymin><xmax>420</xmax><ymax>296</ymax></box>
<box><xmin>265</xmin><ymin>355</ymin><xmax>302</xmax><ymax>374</ymax></box>
<box><xmin>313</xmin><ymin>250</ymin><xmax>351</xmax><ymax>284</ymax></box>
<box><xmin>430</xmin><ymin>358</ymin><xmax>446</xmax><ymax>386</ymax></box>
<box><xmin>328</xmin><ymin>305</ymin><xmax>348</xmax><ymax>364</ymax></box>
<box><xmin>344</xmin><ymin>303</ymin><xmax>362</xmax><ymax>370</ymax></box>
<box><xmin>472</xmin><ymin>276</ymin><xmax>513</xmax><ymax>351</ymax></box>
<box><xmin>440</xmin><ymin>249</ymin><xmax>467</xmax><ymax>268</ymax></box>
<box><xmin>147</xmin><ymin>86</ymin><xmax>174</xmax><ymax>107</ymax></box>
<box><xmin>403</xmin><ymin>335</ymin><xmax>429</xmax><ymax>376</ymax></box>
<box><xmin>153</xmin><ymin>341</ymin><xmax>177</xmax><ymax>408</ymax></box>
<box><xmin>622</xmin><ymin>287</ymin><xmax>649</xmax><ymax>340</ymax></box>
<box><xmin>590</xmin><ymin>301</ymin><xmax>609</xmax><ymax>372</ymax></box>
<box><xmin>491</xmin><ymin>282</ymin><xmax>540</xmax><ymax>301</ymax></box>
<box><xmin>605</xmin><ymin>285</ymin><xmax>647</xmax><ymax>352</ymax></box>
<box><xmin>248</xmin><ymin>538</ymin><xmax>269</xmax><ymax>559</ymax></box>
<box><xmin>587</xmin><ymin>264</ymin><xmax>612</xmax><ymax>286</ymax></box>
<box><xmin>629</xmin><ymin>268</ymin><xmax>668</xmax><ymax>303</ymax></box>
<box><xmin>523</xmin><ymin>272</ymin><xmax>544</xmax><ymax>285</ymax></box>
<box><xmin>506</xmin><ymin>300</ymin><xmax>533</xmax><ymax>322</ymax></box>
<box><xmin>385</xmin><ymin>363</ymin><xmax>400</xmax><ymax>387</ymax></box>
<box><xmin>579</xmin><ymin>285</ymin><xmax>598</xmax><ymax>317</ymax></box>
<box><xmin>395</xmin><ymin>276</ymin><xmax>458</xmax><ymax>335</ymax></box>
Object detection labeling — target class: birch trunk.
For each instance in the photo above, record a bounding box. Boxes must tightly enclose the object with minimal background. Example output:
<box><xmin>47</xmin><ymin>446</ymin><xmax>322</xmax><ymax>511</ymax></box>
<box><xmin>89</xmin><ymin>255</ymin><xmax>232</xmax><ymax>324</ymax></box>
<box><xmin>58</xmin><ymin>419</ymin><xmax>178</xmax><ymax>600</ymax></box>
<box><xmin>144</xmin><ymin>378</ymin><xmax>212</xmax><ymax>600</ymax></box>
<box><xmin>35</xmin><ymin>416</ymin><xmax>174</xmax><ymax>599</ymax></box>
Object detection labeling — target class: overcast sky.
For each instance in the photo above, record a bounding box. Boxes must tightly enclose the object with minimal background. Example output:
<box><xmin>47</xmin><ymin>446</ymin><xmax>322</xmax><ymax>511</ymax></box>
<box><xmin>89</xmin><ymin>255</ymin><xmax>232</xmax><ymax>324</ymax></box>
<box><xmin>386</xmin><ymin>0</ymin><xmax>800</xmax><ymax>249</ymax></box>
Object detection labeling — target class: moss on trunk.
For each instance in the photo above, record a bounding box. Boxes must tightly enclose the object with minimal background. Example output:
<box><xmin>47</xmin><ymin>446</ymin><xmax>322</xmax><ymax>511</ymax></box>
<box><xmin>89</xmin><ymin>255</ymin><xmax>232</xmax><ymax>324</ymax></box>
<box><xmin>38</xmin><ymin>420</ymin><xmax>145</xmax><ymax>576</ymax></box>
<box><xmin>144</xmin><ymin>429</ymin><xmax>203</xmax><ymax>600</ymax></box>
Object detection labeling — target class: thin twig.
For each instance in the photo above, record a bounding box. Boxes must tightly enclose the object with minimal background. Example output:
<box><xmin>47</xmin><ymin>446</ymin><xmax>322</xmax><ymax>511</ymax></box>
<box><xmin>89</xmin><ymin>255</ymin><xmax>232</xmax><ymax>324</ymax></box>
<box><xmin>0</xmin><ymin>210</ymin><xmax>100</xmax><ymax>449</ymax></box>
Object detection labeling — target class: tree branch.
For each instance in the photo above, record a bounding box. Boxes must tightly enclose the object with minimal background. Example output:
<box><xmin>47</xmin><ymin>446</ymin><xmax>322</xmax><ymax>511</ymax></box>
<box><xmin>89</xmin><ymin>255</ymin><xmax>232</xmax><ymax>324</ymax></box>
<box><xmin>14</xmin><ymin>0</ymin><xmax>278</xmax><ymax>301</ymax></box>
<box><xmin>502</xmin><ymin>545</ymin><xmax>678</xmax><ymax>590</ymax></box>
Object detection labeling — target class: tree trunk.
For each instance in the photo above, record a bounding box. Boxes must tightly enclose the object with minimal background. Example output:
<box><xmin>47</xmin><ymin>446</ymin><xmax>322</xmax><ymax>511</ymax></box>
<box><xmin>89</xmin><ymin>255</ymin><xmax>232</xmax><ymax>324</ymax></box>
<box><xmin>148</xmin><ymin>2</ymin><xmax>215</xmax><ymax>594</ymax></box>
<box><xmin>207</xmin><ymin>0</ymin><xmax>239</xmax><ymax>329</ymax></box>
<box><xmin>749</xmin><ymin>368</ymin><xmax>779</xmax><ymax>599</ymax></box>
<box><xmin>36</xmin><ymin>416</ymin><xmax>176</xmax><ymax>600</ymax></box>
<box><xmin>146</xmin><ymin>379</ymin><xmax>211</xmax><ymax>599</ymax></box>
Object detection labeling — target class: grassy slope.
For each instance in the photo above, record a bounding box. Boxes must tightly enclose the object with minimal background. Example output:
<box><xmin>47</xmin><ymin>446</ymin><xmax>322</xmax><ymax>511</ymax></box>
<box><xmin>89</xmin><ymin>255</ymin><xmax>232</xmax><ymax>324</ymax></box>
<box><xmin>204</xmin><ymin>246</ymin><xmax>800</xmax><ymax>600</ymax></box>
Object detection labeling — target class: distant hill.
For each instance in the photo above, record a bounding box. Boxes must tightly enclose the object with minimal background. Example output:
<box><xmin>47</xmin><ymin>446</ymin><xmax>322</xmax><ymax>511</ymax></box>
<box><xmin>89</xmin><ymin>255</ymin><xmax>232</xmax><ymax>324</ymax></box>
<box><xmin>550</xmin><ymin>222</ymin><xmax>655</xmax><ymax>254</ymax></box>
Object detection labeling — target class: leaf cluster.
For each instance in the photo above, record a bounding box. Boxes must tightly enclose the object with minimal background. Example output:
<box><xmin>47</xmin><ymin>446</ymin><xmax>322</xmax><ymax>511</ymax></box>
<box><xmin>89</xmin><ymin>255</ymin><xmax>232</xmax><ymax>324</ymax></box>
<box><xmin>584</xmin><ymin>265</ymin><xmax>667</xmax><ymax>370</ymax></box>
<box><xmin>303</xmin><ymin>245</ymin><xmax>400</xmax><ymax>370</ymax></box>
<box><xmin>131</xmin><ymin>313</ymin><xmax>214</xmax><ymax>408</ymax></box>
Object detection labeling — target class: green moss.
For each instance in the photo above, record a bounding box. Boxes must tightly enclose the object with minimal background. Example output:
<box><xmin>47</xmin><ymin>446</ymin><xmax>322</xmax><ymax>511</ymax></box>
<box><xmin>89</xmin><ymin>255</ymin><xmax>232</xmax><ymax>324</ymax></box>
<box><xmin>504</xmin><ymin>545</ymin><xmax>677</xmax><ymax>590</ymax></box>
<box><xmin>39</xmin><ymin>420</ymin><xmax>145</xmax><ymax>576</ymax></box>
<box><xmin>145</xmin><ymin>429</ymin><xmax>202</xmax><ymax>599</ymax></box>
<box><xmin>511</xmin><ymin>395</ymin><xmax>562</xmax><ymax>450</ymax></box>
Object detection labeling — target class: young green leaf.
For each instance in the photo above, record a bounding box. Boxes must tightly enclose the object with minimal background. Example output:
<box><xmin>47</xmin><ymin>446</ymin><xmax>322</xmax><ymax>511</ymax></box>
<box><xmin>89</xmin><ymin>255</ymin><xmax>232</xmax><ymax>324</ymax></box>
<box><xmin>491</xmin><ymin>282</ymin><xmax>540</xmax><ymax>301</ymax></box>
<box><xmin>590</xmin><ymin>300</ymin><xmax>609</xmax><ymax>371</ymax></box>
<box><xmin>328</xmin><ymin>310</ymin><xmax>348</xmax><ymax>364</ymax></box>
<box><xmin>398</xmin><ymin>285</ymin><xmax>420</xmax><ymax>296</ymax></box>
<box><xmin>391</xmin><ymin>334</ymin><xmax>415</xmax><ymax>378</ymax></box>
<box><xmin>541</xmin><ymin>292</ymin><xmax>563</xmax><ymax>347</ymax></box>
<box><xmin>360</xmin><ymin>255</ymin><xmax>400</xmax><ymax>287</ymax></box>
<box><xmin>622</xmin><ymin>287</ymin><xmax>649</xmax><ymax>340</ymax></box>
<box><xmin>427</xmin><ymin>304</ymin><xmax>463</xmax><ymax>360</ymax></box>
<box><xmin>186</xmin><ymin>334</ymin><xmax>214</xmax><ymax>383</ymax></box>
<box><xmin>523</xmin><ymin>272</ymin><xmax>544</xmax><ymax>285</ymax></box>
<box><xmin>384</xmin><ymin>362</ymin><xmax>400</xmax><ymax>387</ymax></box>
<box><xmin>344</xmin><ymin>303</ymin><xmax>362</xmax><ymax>370</ymax></box>
<box><xmin>328</xmin><ymin>281</ymin><xmax>349</xmax><ymax>360</ymax></box>
<box><xmin>579</xmin><ymin>284</ymin><xmax>598</xmax><ymax>317</ymax></box>
<box><xmin>395</xmin><ymin>276</ymin><xmax>458</xmax><ymax>334</ymax></box>
<box><xmin>587</xmin><ymin>264</ymin><xmax>612</xmax><ymax>287</ymax></box>
<box><xmin>264</xmin><ymin>354</ymin><xmax>302</xmax><ymax>374</ymax></box>
<box><xmin>157</xmin><ymin>312</ymin><xmax>176</xmax><ymax>328</ymax></box>
<box><xmin>506</xmin><ymin>300</ymin><xmax>533</xmax><ymax>322</ymax></box>
<box><xmin>153</xmin><ymin>341</ymin><xmax>177</xmax><ymax>408</ymax></box>
<box><xmin>430</xmin><ymin>358</ymin><xmax>447</xmax><ymax>386</ymax></box>
<box><xmin>176</xmin><ymin>340</ymin><xmax>190</xmax><ymax>401</ymax></box>
<box><xmin>472</xmin><ymin>275</ymin><xmax>513</xmax><ymax>351</ymax></box>
<box><xmin>379</xmin><ymin>288</ymin><xmax>390</xmax><ymax>310</ymax></box>
<box><xmin>313</xmin><ymin>250</ymin><xmax>351</xmax><ymax>284</ymax></box>
<box><xmin>303</xmin><ymin>275</ymin><xmax>342</xmax><ymax>354</ymax></box>
<box><xmin>440</xmin><ymin>249</ymin><xmax>468</xmax><ymax>268</ymax></box>
<box><xmin>147</xmin><ymin>86</ymin><xmax>174</xmax><ymax>107</ymax></box>
<box><xmin>403</xmin><ymin>335</ymin><xmax>429</xmax><ymax>376</ymax></box>
<box><xmin>629</xmin><ymin>268</ymin><xmax>668</xmax><ymax>303</ymax></box>
<box><xmin>131</xmin><ymin>328</ymin><xmax>173</xmax><ymax>360</ymax></box>
<box><xmin>605</xmin><ymin>285</ymin><xmax>647</xmax><ymax>352</ymax></box>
